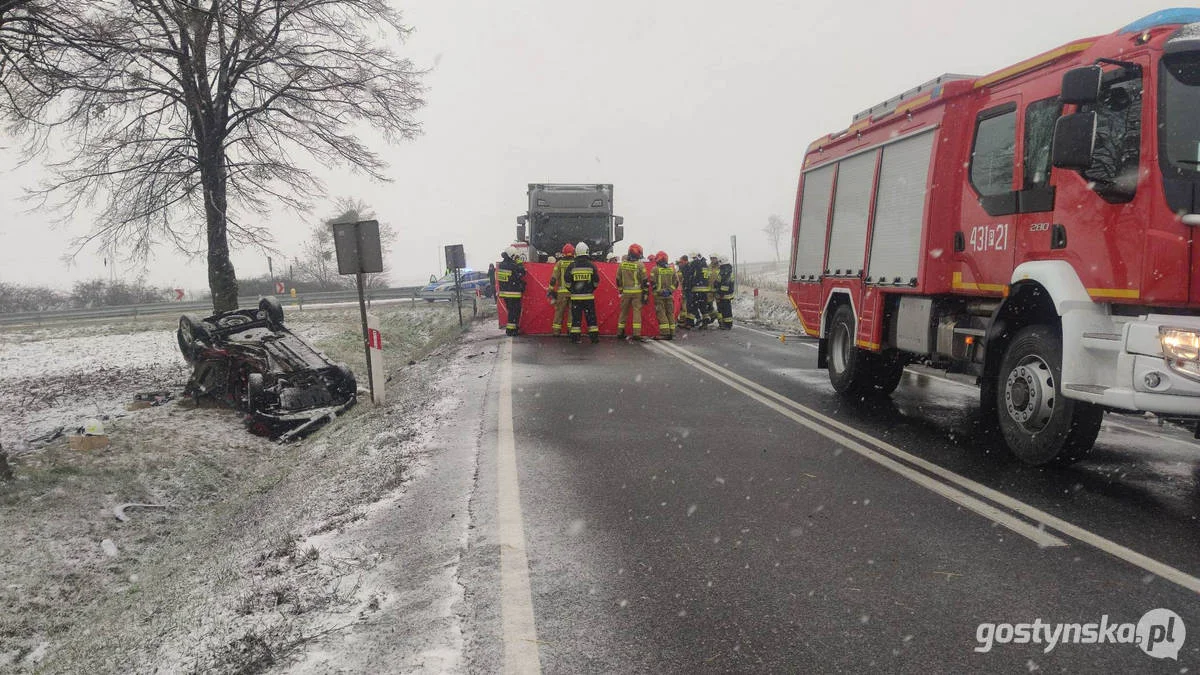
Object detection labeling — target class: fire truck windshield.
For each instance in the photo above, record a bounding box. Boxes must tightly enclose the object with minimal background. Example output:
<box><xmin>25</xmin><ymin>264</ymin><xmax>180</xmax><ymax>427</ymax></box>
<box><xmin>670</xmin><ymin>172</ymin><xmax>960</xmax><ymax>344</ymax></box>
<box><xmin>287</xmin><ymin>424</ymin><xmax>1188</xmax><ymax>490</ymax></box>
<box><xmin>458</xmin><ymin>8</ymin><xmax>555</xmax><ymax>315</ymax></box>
<box><xmin>1160</xmin><ymin>51</ymin><xmax>1200</xmax><ymax>173</ymax></box>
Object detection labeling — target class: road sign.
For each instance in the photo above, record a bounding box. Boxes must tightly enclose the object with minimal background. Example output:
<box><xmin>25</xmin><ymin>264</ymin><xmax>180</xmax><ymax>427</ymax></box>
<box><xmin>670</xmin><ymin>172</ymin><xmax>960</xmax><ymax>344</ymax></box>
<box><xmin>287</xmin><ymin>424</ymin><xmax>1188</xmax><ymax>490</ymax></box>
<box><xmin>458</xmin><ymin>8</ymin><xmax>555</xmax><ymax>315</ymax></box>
<box><xmin>275</xmin><ymin>281</ymin><xmax>285</xmax><ymax>294</ymax></box>
<box><xmin>445</xmin><ymin>244</ymin><xmax>466</xmax><ymax>270</ymax></box>
<box><xmin>330</xmin><ymin>219</ymin><xmax>386</xmax><ymax>403</ymax></box>
<box><xmin>174</xmin><ymin>289</ymin><xmax>184</xmax><ymax>301</ymax></box>
<box><xmin>332</xmin><ymin>220</ymin><xmax>384</xmax><ymax>275</ymax></box>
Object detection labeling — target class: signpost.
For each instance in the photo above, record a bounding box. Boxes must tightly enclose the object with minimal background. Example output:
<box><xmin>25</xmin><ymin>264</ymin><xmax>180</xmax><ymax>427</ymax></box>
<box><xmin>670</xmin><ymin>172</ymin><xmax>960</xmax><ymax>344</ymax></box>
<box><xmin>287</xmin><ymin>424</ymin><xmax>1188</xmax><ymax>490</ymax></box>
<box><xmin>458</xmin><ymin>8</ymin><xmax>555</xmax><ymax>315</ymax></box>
<box><xmin>275</xmin><ymin>281</ymin><xmax>285</xmax><ymax>295</ymax></box>
<box><xmin>366</xmin><ymin>314</ymin><xmax>385</xmax><ymax>404</ymax></box>
<box><xmin>332</xmin><ymin>219</ymin><xmax>385</xmax><ymax>404</ymax></box>
<box><xmin>445</xmin><ymin>244</ymin><xmax>466</xmax><ymax>328</ymax></box>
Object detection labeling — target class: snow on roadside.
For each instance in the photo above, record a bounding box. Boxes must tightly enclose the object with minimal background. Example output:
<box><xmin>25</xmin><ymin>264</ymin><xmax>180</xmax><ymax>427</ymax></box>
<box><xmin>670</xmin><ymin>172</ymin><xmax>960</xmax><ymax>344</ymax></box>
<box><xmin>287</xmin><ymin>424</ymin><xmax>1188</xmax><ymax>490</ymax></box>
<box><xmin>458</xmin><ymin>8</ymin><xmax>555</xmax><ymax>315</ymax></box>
<box><xmin>0</xmin><ymin>329</ymin><xmax>188</xmax><ymax>453</ymax></box>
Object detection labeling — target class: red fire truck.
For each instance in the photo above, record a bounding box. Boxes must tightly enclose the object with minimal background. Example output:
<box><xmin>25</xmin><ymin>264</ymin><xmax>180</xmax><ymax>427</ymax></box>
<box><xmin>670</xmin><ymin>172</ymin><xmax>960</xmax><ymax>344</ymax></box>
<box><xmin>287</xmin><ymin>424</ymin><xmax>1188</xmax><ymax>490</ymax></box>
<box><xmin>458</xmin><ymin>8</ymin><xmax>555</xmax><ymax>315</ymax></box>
<box><xmin>788</xmin><ymin>9</ymin><xmax>1200</xmax><ymax>465</ymax></box>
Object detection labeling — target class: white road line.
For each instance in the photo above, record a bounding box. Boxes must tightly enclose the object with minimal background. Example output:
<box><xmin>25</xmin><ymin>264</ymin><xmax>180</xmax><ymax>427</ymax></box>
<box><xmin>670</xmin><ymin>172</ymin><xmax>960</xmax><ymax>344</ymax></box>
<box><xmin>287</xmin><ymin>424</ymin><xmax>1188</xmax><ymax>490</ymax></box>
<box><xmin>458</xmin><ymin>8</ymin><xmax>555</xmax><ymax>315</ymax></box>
<box><xmin>655</xmin><ymin>340</ymin><xmax>1200</xmax><ymax>596</ymax></box>
<box><xmin>734</xmin><ymin>323</ymin><xmax>819</xmax><ymax>347</ymax></box>
<box><xmin>650</xmin><ymin>341</ymin><xmax>1065</xmax><ymax>548</ymax></box>
<box><xmin>497</xmin><ymin>339</ymin><xmax>542</xmax><ymax>673</ymax></box>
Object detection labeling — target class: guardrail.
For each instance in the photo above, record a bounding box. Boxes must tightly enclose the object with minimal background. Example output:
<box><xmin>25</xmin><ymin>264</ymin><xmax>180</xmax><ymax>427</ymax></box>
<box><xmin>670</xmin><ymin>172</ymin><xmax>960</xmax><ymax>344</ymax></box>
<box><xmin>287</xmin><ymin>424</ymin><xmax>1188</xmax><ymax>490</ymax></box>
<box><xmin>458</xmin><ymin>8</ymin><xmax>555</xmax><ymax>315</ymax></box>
<box><xmin>0</xmin><ymin>286</ymin><xmax>424</xmax><ymax>326</ymax></box>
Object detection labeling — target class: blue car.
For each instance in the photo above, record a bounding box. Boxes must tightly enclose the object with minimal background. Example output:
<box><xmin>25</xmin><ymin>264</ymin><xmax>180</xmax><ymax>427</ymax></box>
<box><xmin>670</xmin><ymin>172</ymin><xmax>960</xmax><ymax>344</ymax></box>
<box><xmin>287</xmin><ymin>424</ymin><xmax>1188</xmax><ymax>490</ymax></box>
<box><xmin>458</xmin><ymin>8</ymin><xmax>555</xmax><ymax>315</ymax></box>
<box><xmin>418</xmin><ymin>269</ymin><xmax>491</xmax><ymax>302</ymax></box>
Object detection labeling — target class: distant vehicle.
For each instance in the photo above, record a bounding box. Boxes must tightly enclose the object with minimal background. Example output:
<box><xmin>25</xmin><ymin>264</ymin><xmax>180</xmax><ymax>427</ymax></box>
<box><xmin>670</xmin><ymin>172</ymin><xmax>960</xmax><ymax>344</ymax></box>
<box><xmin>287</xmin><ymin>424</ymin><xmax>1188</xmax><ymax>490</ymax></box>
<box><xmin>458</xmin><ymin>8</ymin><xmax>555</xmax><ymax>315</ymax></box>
<box><xmin>176</xmin><ymin>297</ymin><xmax>357</xmax><ymax>440</ymax></box>
<box><xmin>789</xmin><ymin>9</ymin><xmax>1200</xmax><ymax>466</ymax></box>
<box><xmin>516</xmin><ymin>183</ymin><xmax>624</xmax><ymax>262</ymax></box>
<box><xmin>418</xmin><ymin>269</ymin><xmax>490</xmax><ymax>302</ymax></box>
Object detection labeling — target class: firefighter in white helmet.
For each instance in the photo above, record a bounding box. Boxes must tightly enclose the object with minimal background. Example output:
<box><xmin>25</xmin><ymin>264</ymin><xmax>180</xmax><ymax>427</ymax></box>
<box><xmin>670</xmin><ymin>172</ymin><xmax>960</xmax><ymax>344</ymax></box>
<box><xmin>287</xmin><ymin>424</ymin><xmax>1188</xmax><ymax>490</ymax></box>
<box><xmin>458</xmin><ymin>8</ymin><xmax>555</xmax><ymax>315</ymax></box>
<box><xmin>565</xmin><ymin>242</ymin><xmax>600</xmax><ymax>343</ymax></box>
<box><xmin>496</xmin><ymin>245</ymin><xmax>527</xmax><ymax>336</ymax></box>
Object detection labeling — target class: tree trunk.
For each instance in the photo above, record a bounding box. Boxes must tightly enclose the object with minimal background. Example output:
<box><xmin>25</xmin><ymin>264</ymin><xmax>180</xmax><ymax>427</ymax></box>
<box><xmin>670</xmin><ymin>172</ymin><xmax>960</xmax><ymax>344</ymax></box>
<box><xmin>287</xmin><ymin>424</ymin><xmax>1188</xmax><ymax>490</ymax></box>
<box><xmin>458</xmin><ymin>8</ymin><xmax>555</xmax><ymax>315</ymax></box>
<box><xmin>200</xmin><ymin>144</ymin><xmax>238</xmax><ymax>313</ymax></box>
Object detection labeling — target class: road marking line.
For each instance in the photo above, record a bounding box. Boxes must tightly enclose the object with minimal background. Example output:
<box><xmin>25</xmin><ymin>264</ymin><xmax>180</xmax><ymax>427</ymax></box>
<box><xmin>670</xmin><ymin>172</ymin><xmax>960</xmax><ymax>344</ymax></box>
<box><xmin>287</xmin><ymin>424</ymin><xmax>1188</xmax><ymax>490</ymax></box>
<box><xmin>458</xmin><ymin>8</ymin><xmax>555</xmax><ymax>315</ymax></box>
<box><xmin>650</xmin><ymin>341</ymin><xmax>1065</xmax><ymax>548</ymax></box>
<box><xmin>654</xmin><ymin>340</ymin><xmax>1200</xmax><ymax>595</ymax></box>
<box><xmin>734</xmin><ymin>324</ymin><xmax>819</xmax><ymax>347</ymax></box>
<box><xmin>497</xmin><ymin>339</ymin><xmax>542</xmax><ymax>673</ymax></box>
<box><xmin>905</xmin><ymin>368</ymin><xmax>1200</xmax><ymax>449</ymax></box>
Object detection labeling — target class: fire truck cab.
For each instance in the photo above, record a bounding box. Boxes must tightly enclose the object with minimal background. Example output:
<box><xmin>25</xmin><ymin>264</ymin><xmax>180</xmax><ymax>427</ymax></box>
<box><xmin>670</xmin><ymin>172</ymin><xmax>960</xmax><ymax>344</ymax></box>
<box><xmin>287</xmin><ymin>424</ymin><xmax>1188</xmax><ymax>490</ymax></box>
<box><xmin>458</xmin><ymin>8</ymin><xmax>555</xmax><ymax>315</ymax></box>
<box><xmin>789</xmin><ymin>9</ymin><xmax>1200</xmax><ymax>465</ymax></box>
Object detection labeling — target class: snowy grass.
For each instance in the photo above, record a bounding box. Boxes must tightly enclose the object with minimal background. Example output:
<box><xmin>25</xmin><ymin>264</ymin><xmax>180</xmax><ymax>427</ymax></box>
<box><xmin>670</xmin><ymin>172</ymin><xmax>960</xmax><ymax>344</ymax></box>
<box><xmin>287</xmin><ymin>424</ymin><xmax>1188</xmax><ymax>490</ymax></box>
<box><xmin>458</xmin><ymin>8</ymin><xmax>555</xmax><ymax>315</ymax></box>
<box><xmin>0</xmin><ymin>302</ymin><xmax>479</xmax><ymax>672</ymax></box>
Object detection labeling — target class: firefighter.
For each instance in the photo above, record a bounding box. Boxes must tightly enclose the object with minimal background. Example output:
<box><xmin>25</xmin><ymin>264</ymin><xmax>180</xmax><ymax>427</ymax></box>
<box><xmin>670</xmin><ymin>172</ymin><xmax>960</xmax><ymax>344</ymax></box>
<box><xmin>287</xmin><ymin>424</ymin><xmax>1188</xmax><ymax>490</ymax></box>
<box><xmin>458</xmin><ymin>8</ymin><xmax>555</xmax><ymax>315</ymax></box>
<box><xmin>713</xmin><ymin>256</ymin><xmax>735</xmax><ymax>329</ymax></box>
<box><xmin>676</xmin><ymin>254</ymin><xmax>693</xmax><ymax>329</ymax></box>
<box><xmin>689</xmin><ymin>253</ymin><xmax>712</xmax><ymax>329</ymax></box>
<box><xmin>703</xmin><ymin>254</ymin><xmax>722</xmax><ymax>326</ymax></box>
<box><xmin>546</xmin><ymin>243</ymin><xmax>575</xmax><ymax>337</ymax></box>
<box><xmin>566</xmin><ymin>242</ymin><xmax>600</xmax><ymax>344</ymax></box>
<box><xmin>651</xmin><ymin>251</ymin><xmax>679</xmax><ymax>340</ymax></box>
<box><xmin>615</xmin><ymin>243</ymin><xmax>649</xmax><ymax>341</ymax></box>
<box><xmin>496</xmin><ymin>246</ymin><xmax>527</xmax><ymax>336</ymax></box>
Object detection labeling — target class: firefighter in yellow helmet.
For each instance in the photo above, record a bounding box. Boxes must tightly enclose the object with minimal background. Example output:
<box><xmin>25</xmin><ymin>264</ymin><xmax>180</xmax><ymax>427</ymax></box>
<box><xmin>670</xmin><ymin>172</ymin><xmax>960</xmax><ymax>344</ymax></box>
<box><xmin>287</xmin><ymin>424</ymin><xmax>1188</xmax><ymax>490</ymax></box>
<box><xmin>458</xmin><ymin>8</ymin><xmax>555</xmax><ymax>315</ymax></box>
<box><xmin>546</xmin><ymin>243</ymin><xmax>575</xmax><ymax>337</ymax></box>
<box><xmin>615</xmin><ymin>243</ymin><xmax>649</xmax><ymax>341</ymax></box>
<box><xmin>650</xmin><ymin>251</ymin><xmax>679</xmax><ymax>339</ymax></box>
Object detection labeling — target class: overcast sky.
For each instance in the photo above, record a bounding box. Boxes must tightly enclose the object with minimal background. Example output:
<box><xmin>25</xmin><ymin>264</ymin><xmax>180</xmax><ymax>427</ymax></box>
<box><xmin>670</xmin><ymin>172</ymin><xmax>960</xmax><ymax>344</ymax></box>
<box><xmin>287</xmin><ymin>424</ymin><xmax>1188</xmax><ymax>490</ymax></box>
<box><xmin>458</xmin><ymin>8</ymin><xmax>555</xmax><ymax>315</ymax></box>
<box><xmin>0</xmin><ymin>0</ymin><xmax>1176</xmax><ymax>291</ymax></box>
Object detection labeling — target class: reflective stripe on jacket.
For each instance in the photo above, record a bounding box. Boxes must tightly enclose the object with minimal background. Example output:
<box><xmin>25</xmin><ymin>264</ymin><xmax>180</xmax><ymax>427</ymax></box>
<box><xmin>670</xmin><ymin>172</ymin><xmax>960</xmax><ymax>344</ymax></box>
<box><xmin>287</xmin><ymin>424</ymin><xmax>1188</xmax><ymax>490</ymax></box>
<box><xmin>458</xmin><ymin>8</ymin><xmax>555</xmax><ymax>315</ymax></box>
<box><xmin>567</xmin><ymin>258</ymin><xmax>599</xmax><ymax>300</ymax></box>
<box><xmin>550</xmin><ymin>257</ymin><xmax>574</xmax><ymax>295</ymax></box>
<box><xmin>616</xmin><ymin>259</ymin><xmax>647</xmax><ymax>295</ymax></box>
<box><xmin>496</xmin><ymin>258</ymin><xmax>526</xmax><ymax>299</ymax></box>
<box><xmin>652</xmin><ymin>264</ymin><xmax>678</xmax><ymax>296</ymax></box>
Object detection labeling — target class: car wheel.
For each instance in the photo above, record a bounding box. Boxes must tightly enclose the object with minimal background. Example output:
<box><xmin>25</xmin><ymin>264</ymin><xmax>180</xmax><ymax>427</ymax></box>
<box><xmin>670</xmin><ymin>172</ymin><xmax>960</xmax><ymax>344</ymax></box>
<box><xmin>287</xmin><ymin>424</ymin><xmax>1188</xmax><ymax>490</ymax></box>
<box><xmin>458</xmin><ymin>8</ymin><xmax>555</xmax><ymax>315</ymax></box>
<box><xmin>246</xmin><ymin>373</ymin><xmax>266</xmax><ymax>412</ymax></box>
<box><xmin>996</xmin><ymin>325</ymin><xmax>1102</xmax><ymax>465</ymax></box>
<box><xmin>177</xmin><ymin>314</ymin><xmax>211</xmax><ymax>363</ymax></box>
<box><xmin>259</xmin><ymin>296</ymin><xmax>284</xmax><ymax>325</ymax></box>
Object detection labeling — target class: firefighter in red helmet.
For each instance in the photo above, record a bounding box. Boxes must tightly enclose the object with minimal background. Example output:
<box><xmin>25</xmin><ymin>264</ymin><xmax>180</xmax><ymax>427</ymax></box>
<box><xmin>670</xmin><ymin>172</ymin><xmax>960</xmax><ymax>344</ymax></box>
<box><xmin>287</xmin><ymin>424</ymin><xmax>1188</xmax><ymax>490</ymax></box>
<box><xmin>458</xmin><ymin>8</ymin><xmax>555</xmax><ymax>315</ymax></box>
<box><xmin>615</xmin><ymin>243</ymin><xmax>649</xmax><ymax>341</ymax></box>
<box><xmin>650</xmin><ymin>251</ymin><xmax>679</xmax><ymax>339</ymax></box>
<box><xmin>546</xmin><ymin>243</ymin><xmax>575</xmax><ymax>336</ymax></box>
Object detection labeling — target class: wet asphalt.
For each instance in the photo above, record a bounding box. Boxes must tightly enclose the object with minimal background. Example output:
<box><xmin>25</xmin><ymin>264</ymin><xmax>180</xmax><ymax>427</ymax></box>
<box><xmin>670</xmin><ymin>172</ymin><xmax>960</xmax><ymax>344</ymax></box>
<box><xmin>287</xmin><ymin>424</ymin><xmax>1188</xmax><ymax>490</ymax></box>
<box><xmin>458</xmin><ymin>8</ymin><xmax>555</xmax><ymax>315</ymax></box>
<box><xmin>462</xmin><ymin>324</ymin><xmax>1200</xmax><ymax>673</ymax></box>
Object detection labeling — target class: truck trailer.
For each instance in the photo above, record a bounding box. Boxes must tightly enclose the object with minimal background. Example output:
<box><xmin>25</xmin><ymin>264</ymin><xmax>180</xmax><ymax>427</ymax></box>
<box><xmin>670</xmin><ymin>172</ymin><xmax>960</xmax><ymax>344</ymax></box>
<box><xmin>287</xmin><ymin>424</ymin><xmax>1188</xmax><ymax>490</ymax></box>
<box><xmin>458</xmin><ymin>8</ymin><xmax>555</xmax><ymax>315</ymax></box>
<box><xmin>516</xmin><ymin>183</ymin><xmax>624</xmax><ymax>262</ymax></box>
<box><xmin>789</xmin><ymin>8</ymin><xmax>1200</xmax><ymax>465</ymax></box>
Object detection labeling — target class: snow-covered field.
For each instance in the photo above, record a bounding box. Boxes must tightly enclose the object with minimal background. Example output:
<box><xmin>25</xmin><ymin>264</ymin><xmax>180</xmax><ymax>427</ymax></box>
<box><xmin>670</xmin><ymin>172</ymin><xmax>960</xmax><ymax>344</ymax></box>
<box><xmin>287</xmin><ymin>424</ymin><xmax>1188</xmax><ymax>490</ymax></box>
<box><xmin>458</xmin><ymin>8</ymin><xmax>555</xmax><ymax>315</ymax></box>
<box><xmin>0</xmin><ymin>303</ymin><xmax>479</xmax><ymax>672</ymax></box>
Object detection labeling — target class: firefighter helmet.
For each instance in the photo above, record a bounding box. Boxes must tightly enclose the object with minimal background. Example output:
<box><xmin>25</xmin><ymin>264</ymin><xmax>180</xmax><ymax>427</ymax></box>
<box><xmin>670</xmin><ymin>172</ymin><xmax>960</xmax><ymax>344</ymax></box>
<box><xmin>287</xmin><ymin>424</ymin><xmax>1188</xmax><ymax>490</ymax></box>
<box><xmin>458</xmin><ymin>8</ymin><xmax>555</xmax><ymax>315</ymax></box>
<box><xmin>505</xmin><ymin>245</ymin><xmax>518</xmax><ymax>259</ymax></box>
<box><xmin>575</xmin><ymin>242</ymin><xmax>590</xmax><ymax>256</ymax></box>
<box><xmin>628</xmin><ymin>243</ymin><xmax>644</xmax><ymax>259</ymax></box>
<box><xmin>656</xmin><ymin>251</ymin><xmax>668</xmax><ymax>263</ymax></box>
<box><xmin>562</xmin><ymin>243</ymin><xmax>575</xmax><ymax>257</ymax></box>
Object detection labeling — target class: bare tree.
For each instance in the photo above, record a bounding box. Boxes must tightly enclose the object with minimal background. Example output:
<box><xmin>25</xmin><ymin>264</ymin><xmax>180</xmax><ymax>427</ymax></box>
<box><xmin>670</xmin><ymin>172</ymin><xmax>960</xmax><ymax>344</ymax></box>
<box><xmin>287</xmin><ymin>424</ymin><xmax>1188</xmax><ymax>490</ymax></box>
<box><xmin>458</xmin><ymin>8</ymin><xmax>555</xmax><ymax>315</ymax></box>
<box><xmin>5</xmin><ymin>0</ymin><xmax>424</xmax><ymax>311</ymax></box>
<box><xmin>763</xmin><ymin>214</ymin><xmax>788</xmax><ymax>262</ymax></box>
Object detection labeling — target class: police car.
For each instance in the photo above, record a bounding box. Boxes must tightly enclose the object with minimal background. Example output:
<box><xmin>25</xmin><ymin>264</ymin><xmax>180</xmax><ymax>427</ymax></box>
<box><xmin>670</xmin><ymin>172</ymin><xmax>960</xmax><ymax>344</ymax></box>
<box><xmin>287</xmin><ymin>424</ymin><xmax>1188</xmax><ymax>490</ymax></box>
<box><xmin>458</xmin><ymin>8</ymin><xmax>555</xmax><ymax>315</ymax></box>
<box><xmin>417</xmin><ymin>269</ymin><xmax>491</xmax><ymax>302</ymax></box>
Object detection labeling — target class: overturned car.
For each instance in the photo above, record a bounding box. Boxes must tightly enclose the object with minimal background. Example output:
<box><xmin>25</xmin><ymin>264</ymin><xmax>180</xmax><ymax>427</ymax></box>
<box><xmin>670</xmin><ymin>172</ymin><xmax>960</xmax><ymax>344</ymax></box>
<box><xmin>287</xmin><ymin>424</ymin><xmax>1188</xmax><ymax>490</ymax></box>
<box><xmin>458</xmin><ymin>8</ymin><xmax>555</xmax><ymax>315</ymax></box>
<box><xmin>177</xmin><ymin>297</ymin><xmax>356</xmax><ymax>440</ymax></box>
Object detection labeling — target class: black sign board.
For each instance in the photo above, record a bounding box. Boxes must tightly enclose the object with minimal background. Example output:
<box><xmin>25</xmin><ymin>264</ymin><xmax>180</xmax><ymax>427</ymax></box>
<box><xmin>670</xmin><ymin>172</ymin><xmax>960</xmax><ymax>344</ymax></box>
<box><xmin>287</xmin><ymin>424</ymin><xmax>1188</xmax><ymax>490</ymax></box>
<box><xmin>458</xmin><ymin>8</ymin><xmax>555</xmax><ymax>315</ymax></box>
<box><xmin>332</xmin><ymin>220</ymin><xmax>384</xmax><ymax>275</ymax></box>
<box><xmin>445</xmin><ymin>244</ymin><xmax>466</xmax><ymax>270</ymax></box>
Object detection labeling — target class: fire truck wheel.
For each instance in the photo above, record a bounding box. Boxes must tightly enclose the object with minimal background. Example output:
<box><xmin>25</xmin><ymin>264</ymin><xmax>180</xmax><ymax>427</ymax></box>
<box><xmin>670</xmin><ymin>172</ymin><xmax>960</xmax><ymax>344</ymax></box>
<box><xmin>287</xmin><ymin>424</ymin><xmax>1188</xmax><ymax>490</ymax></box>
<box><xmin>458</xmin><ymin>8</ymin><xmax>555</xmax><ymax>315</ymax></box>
<box><xmin>827</xmin><ymin>304</ymin><xmax>894</xmax><ymax>396</ymax></box>
<box><xmin>996</xmin><ymin>325</ymin><xmax>1102</xmax><ymax>465</ymax></box>
<box><xmin>872</xmin><ymin>352</ymin><xmax>907</xmax><ymax>395</ymax></box>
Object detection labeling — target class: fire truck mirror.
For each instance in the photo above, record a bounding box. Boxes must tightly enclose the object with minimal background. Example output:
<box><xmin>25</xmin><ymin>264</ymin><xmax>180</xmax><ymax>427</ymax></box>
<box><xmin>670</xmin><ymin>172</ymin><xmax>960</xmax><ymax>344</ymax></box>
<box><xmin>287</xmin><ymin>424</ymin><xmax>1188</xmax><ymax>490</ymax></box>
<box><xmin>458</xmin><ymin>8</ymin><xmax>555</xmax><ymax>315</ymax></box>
<box><xmin>517</xmin><ymin>215</ymin><xmax>527</xmax><ymax>226</ymax></box>
<box><xmin>516</xmin><ymin>224</ymin><xmax>526</xmax><ymax>242</ymax></box>
<box><xmin>1061</xmin><ymin>65</ymin><xmax>1102</xmax><ymax>105</ymax></box>
<box><xmin>614</xmin><ymin>222</ymin><xmax>624</xmax><ymax>243</ymax></box>
<box><xmin>1051</xmin><ymin>112</ymin><xmax>1098</xmax><ymax>171</ymax></box>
